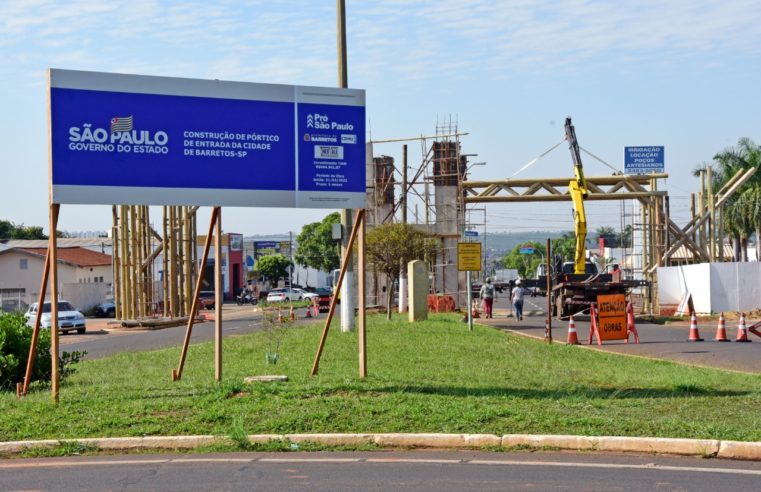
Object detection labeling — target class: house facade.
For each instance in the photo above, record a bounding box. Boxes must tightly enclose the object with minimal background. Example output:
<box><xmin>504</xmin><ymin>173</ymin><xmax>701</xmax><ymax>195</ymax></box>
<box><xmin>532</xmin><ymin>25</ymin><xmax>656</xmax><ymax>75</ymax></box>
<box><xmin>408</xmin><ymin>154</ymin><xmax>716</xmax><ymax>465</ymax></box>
<box><xmin>0</xmin><ymin>247</ymin><xmax>112</xmax><ymax>311</ymax></box>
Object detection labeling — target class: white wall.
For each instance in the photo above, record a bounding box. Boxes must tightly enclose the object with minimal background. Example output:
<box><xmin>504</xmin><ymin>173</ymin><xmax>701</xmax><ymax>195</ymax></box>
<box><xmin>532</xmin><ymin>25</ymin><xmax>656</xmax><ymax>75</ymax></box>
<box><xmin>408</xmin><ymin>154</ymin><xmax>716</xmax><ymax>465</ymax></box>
<box><xmin>0</xmin><ymin>251</ymin><xmax>111</xmax><ymax>308</ymax></box>
<box><xmin>658</xmin><ymin>262</ymin><xmax>761</xmax><ymax>314</ymax></box>
<box><xmin>61</xmin><ymin>282</ymin><xmax>110</xmax><ymax>311</ymax></box>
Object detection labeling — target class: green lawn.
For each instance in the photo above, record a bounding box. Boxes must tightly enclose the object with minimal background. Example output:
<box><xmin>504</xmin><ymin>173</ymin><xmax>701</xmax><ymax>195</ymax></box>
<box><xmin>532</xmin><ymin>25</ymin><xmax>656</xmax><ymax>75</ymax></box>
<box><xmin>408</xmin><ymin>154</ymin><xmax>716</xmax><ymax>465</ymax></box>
<box><xmin>2</xmin><ymin>313</ymin><xmax>761</xmax><ymax>443</ymax></box>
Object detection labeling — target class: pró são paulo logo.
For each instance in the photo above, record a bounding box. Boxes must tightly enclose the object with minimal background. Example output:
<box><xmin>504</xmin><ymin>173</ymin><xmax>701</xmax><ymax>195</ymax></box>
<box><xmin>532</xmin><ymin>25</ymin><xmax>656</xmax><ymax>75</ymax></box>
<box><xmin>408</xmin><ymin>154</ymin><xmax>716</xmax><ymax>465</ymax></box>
<box><xmin>305</xmin><ymin>113</ymin><xmax>354</xmax><ymax>131</ymax></box>
<box><xmin>68</xmin><ymin>115</ymin><xmax>169</xmax><ymax>155</ymax></box>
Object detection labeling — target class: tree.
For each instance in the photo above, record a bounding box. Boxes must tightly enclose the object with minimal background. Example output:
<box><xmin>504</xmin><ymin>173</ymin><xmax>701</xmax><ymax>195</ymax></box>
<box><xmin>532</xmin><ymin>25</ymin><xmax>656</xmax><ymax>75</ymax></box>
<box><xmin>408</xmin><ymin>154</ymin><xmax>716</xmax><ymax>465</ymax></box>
<box><xmin>365</xmin><ymin>223</ymin><xmax>437</xmax><ymax>319</ymax></box>
<box><xmin>697</xmin><ymin>138</ymin><xmax>761</xmax><ymax>261</ymax></box>
<box><xmin>294</xmin><ymin>212</ymin><xmax>340</xmax><ymax>273</ymax></box>
<box><xmin>501</xmin><ymin>241</ymin><xmax>546</xmax><ymax>279</ymax></box>
<box><xmin>0</xmin><ymin>220</ymin><xmax>47</xmax><ymax>240</ymax></box>
<box><xmin>256</xmin><ymin>254</ymin><xmax>293</xmax><ymax>284</ymax></box>
<box><xmin>550</xmin><ymin>232</ymin><xmax>576</xmax><ymax>263</ymax></box>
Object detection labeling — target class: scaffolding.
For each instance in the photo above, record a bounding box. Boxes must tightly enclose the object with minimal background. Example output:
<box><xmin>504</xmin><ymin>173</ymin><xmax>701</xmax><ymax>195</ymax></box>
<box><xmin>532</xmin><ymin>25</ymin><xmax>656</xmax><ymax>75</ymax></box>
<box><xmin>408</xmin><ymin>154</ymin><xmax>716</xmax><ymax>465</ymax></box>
<box><xmin>112</xmin><ymin>205</ymin><xmax>199</xmax><ymax>320</ymax></box>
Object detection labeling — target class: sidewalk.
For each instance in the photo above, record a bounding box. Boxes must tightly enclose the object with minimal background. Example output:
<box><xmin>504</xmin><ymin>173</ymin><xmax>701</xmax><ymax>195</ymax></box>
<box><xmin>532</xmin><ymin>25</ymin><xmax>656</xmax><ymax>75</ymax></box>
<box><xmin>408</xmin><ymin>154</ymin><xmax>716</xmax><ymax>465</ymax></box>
<box><xmin>479</xmin><ymin>312</ymin><xmax>761</xmax><ymax>374</ymax></box>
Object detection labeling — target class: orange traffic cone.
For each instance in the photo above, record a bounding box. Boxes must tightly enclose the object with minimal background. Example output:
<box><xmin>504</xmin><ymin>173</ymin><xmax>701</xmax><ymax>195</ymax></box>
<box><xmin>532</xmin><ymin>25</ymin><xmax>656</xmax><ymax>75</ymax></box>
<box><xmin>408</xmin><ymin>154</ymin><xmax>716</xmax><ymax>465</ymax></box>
<box><xmin>714</xmin><ymin>313</ymin><xmax>729</xmax><ymax>342</ymax></box>
<box><xmin>688</xmin><ymin>313</ymin><xmax>704</xmax><ymax>341</ymax></box>
<box><xmin>736</xmin><ymin>313</ymin><xmax>751</xmax><ymax>342</ymax></box>
<box><xmin>289</xmin><ymin>306</ymin><xmax>295</xmax><ymax>321</ymax></box>
<box><xmin>566</xmin><ymin>315</ymin><xmax>580</xmax><ymax>345</ymax></box>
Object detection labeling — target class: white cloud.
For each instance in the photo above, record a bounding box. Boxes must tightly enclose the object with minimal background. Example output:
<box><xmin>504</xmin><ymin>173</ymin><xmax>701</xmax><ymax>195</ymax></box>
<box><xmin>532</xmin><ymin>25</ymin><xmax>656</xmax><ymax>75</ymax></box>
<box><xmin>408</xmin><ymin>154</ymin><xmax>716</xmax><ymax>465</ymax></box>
<box><xmin>0</xmin><ymin>0</ymin><xmax>760</xmax><ymax>85</ymax></box>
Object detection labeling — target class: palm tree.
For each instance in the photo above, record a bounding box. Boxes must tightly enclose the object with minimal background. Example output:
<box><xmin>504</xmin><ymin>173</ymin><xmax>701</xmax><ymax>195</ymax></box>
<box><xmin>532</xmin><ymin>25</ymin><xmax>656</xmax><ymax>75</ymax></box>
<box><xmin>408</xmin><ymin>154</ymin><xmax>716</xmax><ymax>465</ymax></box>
<box><xmin>696</xmin><ymin>138</ymin><xmax>761</xmax><ymax>261</ymax></box>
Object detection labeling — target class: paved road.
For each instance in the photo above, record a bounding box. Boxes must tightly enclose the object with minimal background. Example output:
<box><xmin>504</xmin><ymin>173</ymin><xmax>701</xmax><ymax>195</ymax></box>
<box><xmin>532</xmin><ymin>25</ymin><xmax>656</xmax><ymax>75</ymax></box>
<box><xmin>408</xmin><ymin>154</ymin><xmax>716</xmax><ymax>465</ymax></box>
<box><xmin>483</xmin><ymin>295</ymin><xmax>761</xmax><ymax>373</ymax></box>
<box><xmin>3</xmin><ymin>451</ymin><xmax>761</xmax><ymax>491</ymax></box>
<box><xmin>58</xmin><ymin>297</ymin><xmax>761</xmax><ymax>373</ymax></box>
<box><xmin>59</xmin><ymin>304</ymin><xmax>318</xmax><ymax>359</ymax></box>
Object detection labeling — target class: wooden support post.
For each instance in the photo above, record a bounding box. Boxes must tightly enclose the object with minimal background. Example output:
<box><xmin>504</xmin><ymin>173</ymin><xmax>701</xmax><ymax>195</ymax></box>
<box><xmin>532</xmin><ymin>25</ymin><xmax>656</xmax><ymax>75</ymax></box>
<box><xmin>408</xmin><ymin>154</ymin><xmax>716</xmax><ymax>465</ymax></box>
<box><xmin>172</xmin><ymin>207</ymin><xmax>219</xmax><ymax>381</ymax></box>
<box><xmin>311</xmin><ymin>209</ymin><xmax>364</xmax><ymax>376</ymax></box>
<box><xmin>18</xmin><ymin>248</ymin><xmax>52</xmax><ymax>397</ymax></box>
<box><xmin>214</xmin><ymin>207</ymin><xmax>223</xmax><ymax>382</ymax></box>
<box><xmin>112</xmin><ymin>206</ymin><xmax>121</xmax><ymax>320</ymax></box>
<box><xmin>162</xmin><ymin>206</ymin><xmax>169</xmax><ymax>317</ymax></box>
<box><xmin>358</xmin><ymin>210</ymin><xmax>367</xmax><ymax>378</ymax></box>
<box><xmin>707</xmin><ymin>165</ymin><xmax>715</xmax><ymax>261</ymax></box>
<box><xmin>49</xmin><ymin>203</ymin><xmax>60</xmax><ymax>403</ymax></box>
<box><xmin>545</xmin><ymin>238</ymin><xmax>552</xmax><ymax>343</ymax></box>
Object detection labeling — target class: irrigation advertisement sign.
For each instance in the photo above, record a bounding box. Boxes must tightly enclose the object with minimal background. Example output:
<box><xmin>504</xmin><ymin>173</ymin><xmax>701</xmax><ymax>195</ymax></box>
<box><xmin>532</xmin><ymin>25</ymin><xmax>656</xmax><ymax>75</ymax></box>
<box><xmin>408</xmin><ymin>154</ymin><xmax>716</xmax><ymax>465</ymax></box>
<box><xmin>49</xmin><ymin>69</ymin><xmax>366</xmax><ymax>208</ymax></box>
<box><xmin>623</xmin><ymin>146</ymin><xmax>664</xmax><ymax>175</ymax></box>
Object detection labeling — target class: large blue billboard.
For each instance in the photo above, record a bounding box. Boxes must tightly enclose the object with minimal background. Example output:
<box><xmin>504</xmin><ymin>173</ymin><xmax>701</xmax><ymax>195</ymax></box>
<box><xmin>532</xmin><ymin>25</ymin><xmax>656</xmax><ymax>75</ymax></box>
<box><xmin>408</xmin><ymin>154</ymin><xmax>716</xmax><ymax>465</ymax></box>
<box><xmin>624</xmin><ymin>146</ymin><xmax>664</xmax><ymax>175</ymax></box>
<box><xmin>49</xmin><ymin>69</ymin><xmax>366</xmax><ymax>209</ymax></box>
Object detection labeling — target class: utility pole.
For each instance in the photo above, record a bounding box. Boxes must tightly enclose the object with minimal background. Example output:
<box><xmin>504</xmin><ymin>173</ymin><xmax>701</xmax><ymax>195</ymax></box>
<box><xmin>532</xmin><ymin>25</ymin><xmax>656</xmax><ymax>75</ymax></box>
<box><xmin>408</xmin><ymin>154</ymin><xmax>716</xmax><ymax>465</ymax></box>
<box><xmin>337</xmin><ymin>0</ymin><xmax>355</xmax><ymax>332</ymax></box>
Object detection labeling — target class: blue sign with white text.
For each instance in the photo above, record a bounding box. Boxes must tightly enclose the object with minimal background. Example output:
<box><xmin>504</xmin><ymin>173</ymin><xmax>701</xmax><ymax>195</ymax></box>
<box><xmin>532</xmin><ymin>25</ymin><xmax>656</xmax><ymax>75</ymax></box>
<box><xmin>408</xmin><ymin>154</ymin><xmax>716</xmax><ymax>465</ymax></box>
<box><xmin>464</xmin><ymin>230</ymin><xmax>478</xmax><ymax>237</ymax></box>
<box><xmin>624</xmin><ymin>146</ymin><xmax>664</xmax><ymax>174</ymax></box>
<box><xmin>52</xmin><ymin>88</ymin><xmax>296</xmax><ymax>191</ymax></box>
<box><xmin>49</xmin><ymin>69</ymin><xmax>366</xmax><ymax>209</ymax></box>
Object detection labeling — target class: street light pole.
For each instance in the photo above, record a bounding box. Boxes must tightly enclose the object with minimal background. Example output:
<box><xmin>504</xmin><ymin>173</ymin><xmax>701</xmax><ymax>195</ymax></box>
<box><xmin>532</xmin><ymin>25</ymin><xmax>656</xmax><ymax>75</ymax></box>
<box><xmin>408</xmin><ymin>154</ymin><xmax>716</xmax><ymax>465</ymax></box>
<box><xmin>337</xmin><ymin>0</ymin><xmax>354</xmax><ymax>332</ymax></box>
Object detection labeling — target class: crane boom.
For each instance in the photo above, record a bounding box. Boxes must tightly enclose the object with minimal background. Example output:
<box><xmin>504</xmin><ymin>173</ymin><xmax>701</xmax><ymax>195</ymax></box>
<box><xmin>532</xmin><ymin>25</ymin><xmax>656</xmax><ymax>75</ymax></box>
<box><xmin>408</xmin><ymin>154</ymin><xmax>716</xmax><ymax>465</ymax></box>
<box><xmin>564</xmin><ymin>117</ymin><xmax>588</xmax><ymax>275</ymax></box>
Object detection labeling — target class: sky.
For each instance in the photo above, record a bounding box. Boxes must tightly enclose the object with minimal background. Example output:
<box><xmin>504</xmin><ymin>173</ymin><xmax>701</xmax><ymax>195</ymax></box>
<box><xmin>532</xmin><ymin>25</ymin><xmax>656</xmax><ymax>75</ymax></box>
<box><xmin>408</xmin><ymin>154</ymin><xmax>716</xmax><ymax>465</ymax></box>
<box><xmin>1</xmin><ymin>0</ymin><xmax>760</xmax><ymax>237</ymax></box>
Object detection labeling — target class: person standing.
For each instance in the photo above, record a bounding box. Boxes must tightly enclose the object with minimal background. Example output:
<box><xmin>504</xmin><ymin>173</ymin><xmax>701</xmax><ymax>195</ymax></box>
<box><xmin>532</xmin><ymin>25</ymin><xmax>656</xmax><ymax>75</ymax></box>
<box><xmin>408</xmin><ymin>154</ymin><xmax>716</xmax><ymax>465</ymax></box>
<box><xmin>512</xmin><ymin>279</ymin><xmax>528</xmax><ymax>321</ymax></box>
<box><xmin>479</xmin><ymin>278</ymin><xmax>495</xmax><ymax>318</ymax></box>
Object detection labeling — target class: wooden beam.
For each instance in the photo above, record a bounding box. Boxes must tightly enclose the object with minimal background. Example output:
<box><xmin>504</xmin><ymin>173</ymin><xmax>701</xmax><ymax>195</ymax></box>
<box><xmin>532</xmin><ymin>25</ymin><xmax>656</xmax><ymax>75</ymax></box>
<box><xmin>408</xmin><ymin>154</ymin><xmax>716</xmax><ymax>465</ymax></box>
<box><xmin>49</xmin><ymin>203</ymin><xmax>60</xmax><ymax>403</ymax></box>
<box><xmin>214</xmin><ymin>207</ymin><xmax>223</xmax><ymax>382</ymax></box>
<box><xmin>311</xmin><ymin>209</ymin><xmax>365</xmax><ymax>376</ymax></box>
<box><xmin>358</xmin><ymin>210</ymin><xmax>367</xmax><ymax>378</ymax></box>
<box><xmin>172</xmin><ymin>207</ymin><xmax>219</xmax><ymax>381</ymax></box>
<box><xmin>18</xmin><ymin>247</ymin><xmax>51</xmax><ymax>397</ymax></box>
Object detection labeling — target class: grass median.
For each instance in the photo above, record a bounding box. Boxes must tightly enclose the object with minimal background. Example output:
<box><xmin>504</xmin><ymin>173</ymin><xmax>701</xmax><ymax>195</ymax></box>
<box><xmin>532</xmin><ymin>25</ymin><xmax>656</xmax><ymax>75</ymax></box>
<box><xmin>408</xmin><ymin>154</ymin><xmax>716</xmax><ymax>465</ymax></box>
<box><xmin>2</xmin><ymin>313</ymin><xmax>761</xmax><ymax>443</ymax></box>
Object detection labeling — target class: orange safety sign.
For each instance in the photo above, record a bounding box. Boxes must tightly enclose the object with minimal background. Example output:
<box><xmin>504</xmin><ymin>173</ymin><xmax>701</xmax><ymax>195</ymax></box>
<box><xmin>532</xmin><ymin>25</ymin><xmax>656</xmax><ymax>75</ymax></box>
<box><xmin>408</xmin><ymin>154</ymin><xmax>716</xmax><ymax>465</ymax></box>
<box><xmin>596</xmin><ymin>294</ymin><xmax>627</xmax><ymax>341</ymax></box>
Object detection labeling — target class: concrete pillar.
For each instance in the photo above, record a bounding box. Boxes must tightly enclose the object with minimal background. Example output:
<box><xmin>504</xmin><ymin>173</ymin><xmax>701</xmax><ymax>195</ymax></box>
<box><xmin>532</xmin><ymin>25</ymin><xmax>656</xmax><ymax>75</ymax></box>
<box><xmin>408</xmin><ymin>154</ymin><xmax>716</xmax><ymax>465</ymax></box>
<box><xmin>398</xmin><ymin>275</ymin><xmax>407</xmax><ymax>312</ymax></box>
<box><xmin>408</xmin><ymin>260</ymin><xmax>428</xmax><ymax>322</ymax></box>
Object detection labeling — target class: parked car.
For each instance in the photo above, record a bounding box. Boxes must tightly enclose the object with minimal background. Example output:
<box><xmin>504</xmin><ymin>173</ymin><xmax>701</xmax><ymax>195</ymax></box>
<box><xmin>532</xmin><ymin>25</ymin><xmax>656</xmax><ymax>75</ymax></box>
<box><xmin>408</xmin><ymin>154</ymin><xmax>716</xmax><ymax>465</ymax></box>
<box><xmin>24</xmin><ymin>301</ymin><xmax>86</xmax><ymax>334</ymax></box>
<box><xmin>266</xmin><ymin>288</ymin><xmax>304</xmax><ymax>302</ymax></box>
<box><xmin>95</xmin><ymin>299</ymin><xmax>116</xmax><ymax>318</ymax></box>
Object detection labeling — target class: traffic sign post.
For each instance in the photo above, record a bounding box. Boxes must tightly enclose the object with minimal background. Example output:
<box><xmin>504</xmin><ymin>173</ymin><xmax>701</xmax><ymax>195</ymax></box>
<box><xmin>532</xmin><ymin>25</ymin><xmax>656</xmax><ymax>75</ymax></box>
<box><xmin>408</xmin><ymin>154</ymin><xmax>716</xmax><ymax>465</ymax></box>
<box><xmin>458</xmin><ymin>242</ymin><xmax>482</xmax><ymax>271</ymax></box>
<box><xmin>458</xmin><ymin>242</ymin><xmax>482</xmax><ymax>332</ymax></box>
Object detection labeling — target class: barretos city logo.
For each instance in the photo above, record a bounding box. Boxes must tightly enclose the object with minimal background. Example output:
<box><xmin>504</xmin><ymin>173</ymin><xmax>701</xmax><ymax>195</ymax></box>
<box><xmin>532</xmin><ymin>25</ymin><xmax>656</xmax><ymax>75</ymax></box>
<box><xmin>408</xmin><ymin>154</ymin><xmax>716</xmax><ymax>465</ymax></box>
<box><xmin>67</xmin><ymin>115</ymin><xmax>169</xmax><ymax>155</ymax></box>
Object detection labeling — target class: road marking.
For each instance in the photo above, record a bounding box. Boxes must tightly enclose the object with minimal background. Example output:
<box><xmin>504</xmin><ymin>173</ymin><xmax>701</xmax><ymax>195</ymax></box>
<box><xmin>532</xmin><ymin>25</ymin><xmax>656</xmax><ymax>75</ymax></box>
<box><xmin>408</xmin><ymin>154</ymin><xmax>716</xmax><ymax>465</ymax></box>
<box><xmin>0</xmin><ymin>459</ymin><xmax>169</xmax><ymax>469</ymax></box>
<box><xmin>171</xmin><ymin>458</ymin><xmax>253</xmax><ymax>463</ymax></box>
<box><xmin>260</xmin><ymin>458</ymin><xmax>361</xmax><ymax>463</ymax></box>
<box><xmin>1</xmin><ymin>456</ymin><xmax>760</xmax><ymax>477</ymax></box>
<box><xmin>366</xmin><ymin>458</ymin><xmax>462</xmax><ymax>464</ymax></box>
<box><xmin>467</xmin><ymin>460</ymin><xmax>761</xmax><ymax>476</ymax></box>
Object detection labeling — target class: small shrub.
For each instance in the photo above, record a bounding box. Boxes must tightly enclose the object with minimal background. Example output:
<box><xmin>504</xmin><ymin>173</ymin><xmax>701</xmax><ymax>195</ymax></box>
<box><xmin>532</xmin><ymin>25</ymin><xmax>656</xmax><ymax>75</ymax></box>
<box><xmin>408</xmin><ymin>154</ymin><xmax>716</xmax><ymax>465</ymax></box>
<box><xmin>0</xmin><ymin>312</ymin><xmax>86</xmax><ymax>391</ymax></box>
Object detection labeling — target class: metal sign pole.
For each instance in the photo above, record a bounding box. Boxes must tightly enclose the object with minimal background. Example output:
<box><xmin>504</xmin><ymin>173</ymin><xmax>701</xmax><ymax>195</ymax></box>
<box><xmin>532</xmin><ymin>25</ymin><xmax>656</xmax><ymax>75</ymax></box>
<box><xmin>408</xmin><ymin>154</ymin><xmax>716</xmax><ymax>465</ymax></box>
<box><xmin>466</xmin><ymin>270</ymin><xmax>473</xmax><ymax>331</ymax></box>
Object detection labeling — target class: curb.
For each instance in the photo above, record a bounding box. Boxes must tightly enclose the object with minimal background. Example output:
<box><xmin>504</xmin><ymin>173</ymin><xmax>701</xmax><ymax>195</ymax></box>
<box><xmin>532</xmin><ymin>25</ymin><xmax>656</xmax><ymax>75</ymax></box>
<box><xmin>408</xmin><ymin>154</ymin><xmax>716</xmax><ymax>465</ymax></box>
<box><xmin>2</xmin><ymin>433</ymin><xmax>760</xmax><ymax>460</ymax></box>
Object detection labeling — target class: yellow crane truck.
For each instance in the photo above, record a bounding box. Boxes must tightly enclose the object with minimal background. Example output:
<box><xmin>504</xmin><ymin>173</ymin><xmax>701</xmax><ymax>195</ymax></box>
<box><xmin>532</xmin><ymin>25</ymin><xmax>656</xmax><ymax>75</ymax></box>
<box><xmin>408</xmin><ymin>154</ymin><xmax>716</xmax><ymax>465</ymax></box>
<box><xmin>550</xmin><ymin>118</ymin><xmax>646</xmax><ymax>319</ymax></box>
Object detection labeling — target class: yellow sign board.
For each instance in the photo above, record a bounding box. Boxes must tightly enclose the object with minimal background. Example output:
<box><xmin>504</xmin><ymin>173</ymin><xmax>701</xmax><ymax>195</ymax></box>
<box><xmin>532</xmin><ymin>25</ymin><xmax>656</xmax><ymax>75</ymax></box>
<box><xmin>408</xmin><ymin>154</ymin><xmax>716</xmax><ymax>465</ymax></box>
<box><xmin>457</xmin><ymin>242</ymin><xmax>482</xmax><ymax>271</ymax></box>
<box><xmin>597</xmin><ymin>294</ymin><xmax>627</xmax><ymax>340</ymax></box>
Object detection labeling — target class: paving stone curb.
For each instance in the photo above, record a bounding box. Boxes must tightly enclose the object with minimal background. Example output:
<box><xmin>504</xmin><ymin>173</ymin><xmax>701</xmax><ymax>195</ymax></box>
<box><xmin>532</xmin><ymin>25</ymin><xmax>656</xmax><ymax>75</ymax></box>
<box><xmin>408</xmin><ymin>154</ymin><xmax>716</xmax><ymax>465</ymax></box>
<box><xmin>0</xmin><ymin>434</ymin><xmax>757</xmax><ymax>460</ymax></box>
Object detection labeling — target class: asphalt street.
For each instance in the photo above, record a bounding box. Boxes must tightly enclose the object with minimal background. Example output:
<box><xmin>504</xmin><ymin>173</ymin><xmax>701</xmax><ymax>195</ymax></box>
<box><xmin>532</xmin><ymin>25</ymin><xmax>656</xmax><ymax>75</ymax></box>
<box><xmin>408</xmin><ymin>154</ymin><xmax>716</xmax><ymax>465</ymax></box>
<box><xmin>58</xmin><ymin>305</ymin><xmax>288</xmax><ymax>359</ymax></box>
<box><xmin>482</xmin><ymin>294</ymin><xmax>761</xmax><ymax>373</ymax></box>
<box><xmin>3</xmin><ymin>451</ymin><xmax>761</xmax><ymax>491</ymax></box>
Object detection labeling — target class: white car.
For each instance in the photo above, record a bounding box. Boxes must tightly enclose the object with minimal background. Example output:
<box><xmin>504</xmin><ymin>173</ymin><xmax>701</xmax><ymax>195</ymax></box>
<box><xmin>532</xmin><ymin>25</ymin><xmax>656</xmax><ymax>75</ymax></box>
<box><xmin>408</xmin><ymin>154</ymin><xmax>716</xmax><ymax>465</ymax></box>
<box><xmin>24</xmin><ymin>301</ymin><xmax>87</xmax><ymax>334</ymax></box>
<box><xmin>295</xmin><ymin>288</ymin><xmax>319</xmax><ymax>300</ymax></box>
<box><xmin>266</xmin><ymin>288</ymin><xmax>304</xmax><ymax>302</ymax></box>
